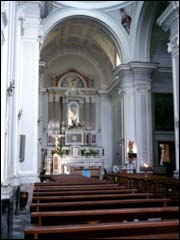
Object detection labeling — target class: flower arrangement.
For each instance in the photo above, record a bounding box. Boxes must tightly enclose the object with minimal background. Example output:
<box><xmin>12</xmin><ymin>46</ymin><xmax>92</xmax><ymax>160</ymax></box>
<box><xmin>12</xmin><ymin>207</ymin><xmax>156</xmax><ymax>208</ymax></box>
<box><xmin>81</xmin><ymin>149</ymin><xmax>98</xmax><ymax>157</ymax></box>
<box><xmin>51</xmin><ymin>145</ymin><xmax>69</xmax><ymax>157</ymax></box>
<box><xmin>68</xmin><ymin>121</ymin><xmax>85</xmax><ymax>129</ymax></box>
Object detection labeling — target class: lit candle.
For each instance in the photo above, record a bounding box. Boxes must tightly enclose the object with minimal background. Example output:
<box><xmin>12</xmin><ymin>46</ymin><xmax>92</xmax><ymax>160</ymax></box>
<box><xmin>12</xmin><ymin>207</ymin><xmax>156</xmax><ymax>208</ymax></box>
<box><xmin>144</xmin><ymin>163</ymin><xmax>149</xmax><ymax>168</ymax></box>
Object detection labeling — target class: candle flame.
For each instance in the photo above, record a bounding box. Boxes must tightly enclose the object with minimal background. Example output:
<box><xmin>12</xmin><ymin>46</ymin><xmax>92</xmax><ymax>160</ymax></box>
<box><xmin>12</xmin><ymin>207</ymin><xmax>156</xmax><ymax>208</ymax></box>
<box><xmin>144</xmin><ymin>163</ymin><xmax>148</xmax><ymax>168</ymax></box>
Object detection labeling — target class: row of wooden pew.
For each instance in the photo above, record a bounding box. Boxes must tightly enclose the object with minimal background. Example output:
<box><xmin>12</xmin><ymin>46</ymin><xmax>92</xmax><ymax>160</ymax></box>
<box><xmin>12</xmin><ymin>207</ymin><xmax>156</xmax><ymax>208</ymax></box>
<box><xmin>24</xmin><ymin>174</ymin><xmax>179</xmax><ymax>239</ymax></box>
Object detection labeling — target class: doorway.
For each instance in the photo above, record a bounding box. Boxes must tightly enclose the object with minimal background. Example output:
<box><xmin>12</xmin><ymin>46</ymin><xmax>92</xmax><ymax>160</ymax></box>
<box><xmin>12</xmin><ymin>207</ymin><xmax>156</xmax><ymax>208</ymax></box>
<box><xmin>158</xmin><ymin>141</ymin><xmax>175</xmax><ymax>171</ymax></box>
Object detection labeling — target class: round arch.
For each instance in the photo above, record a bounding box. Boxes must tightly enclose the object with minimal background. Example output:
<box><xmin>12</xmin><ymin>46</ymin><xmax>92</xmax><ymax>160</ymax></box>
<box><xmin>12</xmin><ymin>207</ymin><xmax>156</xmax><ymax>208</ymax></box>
<box><xmin>41</xmin><ymin>8</ymin><xmax>130</xmax><ymax>63</ymax></box>
<box><xmin>130</xmin><ymin>1</ymin><xmax>158</xmax><ymax>62</ymax></box>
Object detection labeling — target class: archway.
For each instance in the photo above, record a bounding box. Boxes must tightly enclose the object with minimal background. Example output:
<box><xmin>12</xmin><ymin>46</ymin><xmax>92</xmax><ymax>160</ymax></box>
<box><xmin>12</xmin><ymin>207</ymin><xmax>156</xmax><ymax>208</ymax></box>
<box><xmin>38</xmin><ymin>12</ymin><xmax>127</xmax><ymax>174</ymax></box>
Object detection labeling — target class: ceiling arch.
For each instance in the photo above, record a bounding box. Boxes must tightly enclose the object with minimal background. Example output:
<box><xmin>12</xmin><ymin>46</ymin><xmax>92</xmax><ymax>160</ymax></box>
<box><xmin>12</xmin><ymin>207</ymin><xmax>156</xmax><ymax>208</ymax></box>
<box><xmin>41</xmin><ymin>8</ymin><xmax>130</xmax><ymax>63</ymax></box>
<box><xmin>44</xmin><ymin>50</ymin><xmax>107</xmax><ymax>89</ymax></box>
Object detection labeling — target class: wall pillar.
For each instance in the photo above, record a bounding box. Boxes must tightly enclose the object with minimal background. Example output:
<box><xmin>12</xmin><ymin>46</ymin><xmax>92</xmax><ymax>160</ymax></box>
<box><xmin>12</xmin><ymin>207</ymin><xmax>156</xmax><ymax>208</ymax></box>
<box><xmin>17</xmin><ymin>2</ymin><xmax>41</xmax><ymax>182</ymax></box>
<box><xmin>117</xmin><ymin>62</ymin><xmax>157</xmax><ymax>172</ymax></box>
<box><xmin>132</xmin><ymin>63</ymin><xmax>157</xmax><ymax>170</ymax></box>
<box><xmin>99</xmin><ymin>91</ymin><xmax>113</xmax><ymax>171</ymax></box>
<box><xmin>119</xmin><ymin>68</ymin><xmax>136</xmax><ymax>166</ymax></box>
<box><xmin>1</xmin><ymin>2</ymin><xmax>17</xmax><ymax>185</ymax></box>
<box><xmin>157</xmin><ymin>1</ymin><xmax>179</xmax><ymax>174</ymax></box>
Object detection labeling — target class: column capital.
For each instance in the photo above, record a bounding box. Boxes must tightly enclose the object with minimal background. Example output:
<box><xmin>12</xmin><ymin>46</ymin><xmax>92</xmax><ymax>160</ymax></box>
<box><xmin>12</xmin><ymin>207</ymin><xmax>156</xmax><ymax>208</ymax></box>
<box><xmin>98</xmin><ymin>90</ymin><xmax>109</xmax><ymax>97</ymax></box>
<box><xmin>116</xmin><ymin>62</ymin><xmax>158</xmax><ymax>94</ymax></box>
<box><xmin>157</xmin><ymin>1</ymin><xmax>179</xmax><ymax>32</ymax></box>
<box><xmin>114</xmin><ymin>62</ymin><xmax>158</xmax><ymax>77</ymax></box>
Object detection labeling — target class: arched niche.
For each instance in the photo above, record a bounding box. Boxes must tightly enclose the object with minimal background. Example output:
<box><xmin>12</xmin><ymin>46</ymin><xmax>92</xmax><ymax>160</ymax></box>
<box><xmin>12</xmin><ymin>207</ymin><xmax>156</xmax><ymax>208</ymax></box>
<box><xmin>57</xmin><ymin>70</ymin><xmax>88</xmax><ymax>88</ymax></box>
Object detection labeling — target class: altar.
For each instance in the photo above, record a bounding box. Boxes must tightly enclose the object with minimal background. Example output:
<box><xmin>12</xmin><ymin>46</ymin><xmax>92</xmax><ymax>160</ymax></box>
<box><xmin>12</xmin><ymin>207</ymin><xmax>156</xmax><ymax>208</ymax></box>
<box><xmin>43</xmin><ymin>73</ymin><xmax>104</xmax><ymax>178</ymax></box>
<box><xmin>44</xmin><ymin>145</ymin><xmax>104</xmax><ymax>177</ymax></box>
<box><xmin>56</xmin><ymin>156</ymin><xmax>104</xmax><ymax>177</ymax></box>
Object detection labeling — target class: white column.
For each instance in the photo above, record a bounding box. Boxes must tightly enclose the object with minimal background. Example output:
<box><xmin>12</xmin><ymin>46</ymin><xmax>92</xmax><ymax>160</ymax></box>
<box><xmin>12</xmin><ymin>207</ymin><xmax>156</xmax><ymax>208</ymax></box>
<box><xmin>117</xmin><ymin>63</ymin><xmax>157</xmax><ymax>172</ymax></box>
<box><xmin>96</xmin><ymin>94</ymin><xmax>102</xmax><ymax>146</ymax></box>
<box><xmin>1</xmin><ymin>1</ymin><xmax>8</xmax><ymax>184</ymax></box>
<box><xmin>17</xmin><ymin>2</ymin><xmax>41</xmax><ymax>182</ymax></box>
<box><xmin>99</xmin><ymin>92</ymin><xmax>113</xmax><ymax>171</ymax></box>
<box><xmin>157</xmin><ymin>1</ymin><xmax>179</xmax><ymax>174</ymax></box>
<box><xmin>1</xmin><ymin>2</ymin><xmax>17</xmax><ymax>185</ymax></box>
<box><xmin>132</xmin><ymin>63</ymin><xmax>157</xmax><ymax>171</ymax></box>
<box><xmin>171</xmin><ymin>45</ymin><xmax>179</xmax><ymax>173</ymax></box>
<box><xmin>119</xmin><ymin>68</ymin><xmax>136</xmax><ymax>164</ymax></box>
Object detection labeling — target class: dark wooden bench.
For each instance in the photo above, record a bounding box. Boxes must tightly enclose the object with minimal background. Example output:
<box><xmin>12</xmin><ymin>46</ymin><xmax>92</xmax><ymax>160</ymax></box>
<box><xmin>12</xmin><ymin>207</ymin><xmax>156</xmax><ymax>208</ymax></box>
<box><xmin>33</xmin><ymin>184</ymin><xmax>124</xmax><ymax>192</ymax></box>
<box><xmin>94</xmin><ymin>233</ymin><xmax>179</xmax><ymax>239</ymax></box>
<box><xmin>31</xmin><ymin>206</ymin><xmax>179</xmax><ymax>226</ymax></box>
<box><xmin>30</xmin><ymin>198</ymin><xmax>171</xmax><ymax>212</ymax></box>
<box><xmin>32</xmin><ymin>193</ymin><xmax>154</xmax><ymax>203</ymax></box>
<box><xmin>33</xmin><ymin>188</ymin><xmax>138</xmax><ymax>196</ymax></box>
<box><xmin>24</xmin><ymin>219</ymin><xmax>179</xmax><ymax>239</ymax></box>
<box><xmin>34</xmin><ymin>182</ymin><xmax>118</xmax><ymax>186</ymax></box>
<box><xmin>34</xmin><ymin>176</ymin><xmax>111</xmax><ymax>186</ymax></box>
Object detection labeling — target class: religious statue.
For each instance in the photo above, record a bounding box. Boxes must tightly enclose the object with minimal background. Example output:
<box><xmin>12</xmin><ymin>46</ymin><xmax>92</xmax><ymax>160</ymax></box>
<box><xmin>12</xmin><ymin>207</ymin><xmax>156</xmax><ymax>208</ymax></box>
<box><xmin>68</xmin><ymin>102</ymin><xmax>79</xmax><ymax>126</ymax></box>
<box><xmin>120</xmin><ymin>8</ymin><xmax>131</xmax><ymax>34</ymax></box>
<box><xmin>54</xmin><ymin>133</ymin><xmax>59</xmax><ymax>152</ymax></box>
<box><xmin>128</xmin><ymin>140</ymin><xmax>134</xmax><ymax>153</ymax></box>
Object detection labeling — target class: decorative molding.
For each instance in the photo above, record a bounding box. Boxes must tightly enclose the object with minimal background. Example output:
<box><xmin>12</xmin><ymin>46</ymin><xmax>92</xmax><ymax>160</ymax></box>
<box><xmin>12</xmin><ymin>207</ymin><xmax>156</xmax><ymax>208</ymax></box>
<box><xmin>53</xmin><ymin>1</ymin><xmax>135</xmax><ymax>12</ymax></box>
<box><xmin>1</xmin><ymin>185</ymin><xmax>14</xmax><ymax>200</ymax></box>
<box><xmin>157</xmin><ymin>1</ymin><xmax>179</xmax><ymax>32</ymax></box>
<box><xmin>18</xmin><ymin>5</ymin><xmax>26</xmax><ymax>36</ymax></box>
<box><xmin>39</xmin><ymin>60</ymin><xmax>47</xmax><ymax>74</ymax></box>
<box><xmin>167</xmin><ymin>33</ymin><xmax>179</xmax><ymax>53</ymax></box>
<box><xmin>1</xmin><ymin>2</ymin><xmax>8</xmax><ymax>29</ymax></box>
<box><xmin>115</xmin><ymin>62</ymin><xmax>158</xmax><ymax>95</ymax></box>
<box><xmin>16</xmin><ymin>175</ymin><xmax>40</xmax><ymax>184</ymax></box>
<box><xmin>158</xmin><ymin>67</ymin><xmax>172</xmax><ymax>73</ymax></box>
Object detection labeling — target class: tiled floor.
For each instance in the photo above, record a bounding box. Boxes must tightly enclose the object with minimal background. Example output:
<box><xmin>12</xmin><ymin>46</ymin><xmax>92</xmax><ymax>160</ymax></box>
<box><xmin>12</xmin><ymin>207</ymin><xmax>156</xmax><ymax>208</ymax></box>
<box><xmin>8</xmin><ymin>206</ymin><xmax>31</xmax><ymax>239</ymax></box>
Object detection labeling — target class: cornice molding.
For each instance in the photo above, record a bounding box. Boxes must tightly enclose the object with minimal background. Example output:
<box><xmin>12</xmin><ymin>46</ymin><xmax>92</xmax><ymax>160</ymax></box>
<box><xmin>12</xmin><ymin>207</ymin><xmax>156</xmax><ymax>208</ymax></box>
<box><xmin>53</xmin><ymin>1</ymin><xmax>135</xmax><ymax>12</ymax></box>
<box><xmin>113</xmin><ymin>62</ymin><xmax>158</xmax><ymax>77</ymax></box>
<box><xmin>157</xmin><ymin>1</ymin><xmax>179</xmax><ymax>32</ymax></box>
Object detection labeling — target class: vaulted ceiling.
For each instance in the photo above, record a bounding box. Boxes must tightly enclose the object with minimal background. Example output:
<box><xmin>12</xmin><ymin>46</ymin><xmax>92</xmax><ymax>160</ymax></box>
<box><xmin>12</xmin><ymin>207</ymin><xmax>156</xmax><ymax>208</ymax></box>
<box><xmin>40</xmin><ymin>17</ymin><xmax>121</xmax><ymax>89</ymax></box>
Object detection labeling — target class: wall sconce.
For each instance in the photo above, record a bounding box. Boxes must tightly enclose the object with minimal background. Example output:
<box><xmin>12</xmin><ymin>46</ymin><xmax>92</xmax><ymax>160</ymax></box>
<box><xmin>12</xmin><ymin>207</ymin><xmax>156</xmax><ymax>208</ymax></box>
<box><xmin>18</xmin><ymin>109</ymin><xmax>23</xmax><ymax>120</ymax></box>
<box><xmin>7</xmin><ymin>81</ymin><xmax>15</xmax><ymax>96</ymax></box>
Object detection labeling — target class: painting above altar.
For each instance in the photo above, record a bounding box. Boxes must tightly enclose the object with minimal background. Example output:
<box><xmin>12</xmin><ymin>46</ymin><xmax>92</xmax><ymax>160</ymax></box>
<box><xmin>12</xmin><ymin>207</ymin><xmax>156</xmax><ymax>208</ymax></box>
<box><xmin>57</xmin><ymin>70</ymin><xmax>88</xmax><ymax>88</ymax></box>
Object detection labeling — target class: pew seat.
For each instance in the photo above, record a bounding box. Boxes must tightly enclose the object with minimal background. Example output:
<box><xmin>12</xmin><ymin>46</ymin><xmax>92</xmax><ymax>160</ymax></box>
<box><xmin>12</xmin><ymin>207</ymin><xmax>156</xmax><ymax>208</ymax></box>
<box><xmin>30</xmin><ymin>198</ymin><xmax>171</xmax><ymax>212</ymax></box>
<box><xmin>31</xmin><ymin>206</ymin><xmax>179</xmax><ymax>225</ymax></box>
<box><xmin>32</xmin><ymin>193</ymin><xmax>154</xmax><ymax>203</ymax></box>
<box><xmin>33</xmin><ymin>188</ymin><xmax>138</xmax><ymax>196</ymax></box>
<box><xmin>24</xmin><ymin>219</ymin><xmax>179</xmax><ymax>240</ymax></box>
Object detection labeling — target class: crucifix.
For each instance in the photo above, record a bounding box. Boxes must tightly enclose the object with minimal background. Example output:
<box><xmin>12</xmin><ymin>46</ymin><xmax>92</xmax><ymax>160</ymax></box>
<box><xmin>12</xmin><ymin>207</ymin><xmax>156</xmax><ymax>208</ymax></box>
<box><xmin>53</xmin><ymin>132</ymin><xmax>64</xmax><ymax>151</ymax></box>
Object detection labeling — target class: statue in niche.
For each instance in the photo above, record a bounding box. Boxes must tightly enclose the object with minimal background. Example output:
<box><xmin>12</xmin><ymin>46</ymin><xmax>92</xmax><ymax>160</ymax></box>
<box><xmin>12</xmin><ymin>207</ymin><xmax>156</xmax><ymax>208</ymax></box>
<box><xmin>68</xmin><ymin>102</ymin><xmax>79</xmax><ymax>126</ymax></box>
<box><xmin>120</xmin><ymin>8</ymin><xmax>131</xmax><ymax>34</ymax></box>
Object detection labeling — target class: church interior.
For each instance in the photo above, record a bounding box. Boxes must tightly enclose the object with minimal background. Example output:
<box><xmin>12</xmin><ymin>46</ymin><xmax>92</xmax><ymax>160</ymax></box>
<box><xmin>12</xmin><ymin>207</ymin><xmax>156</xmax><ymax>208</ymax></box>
<box><xmin>1</xmin><ymin>1</ymin><xmax>179</xmax><ymax>239</ymax></box>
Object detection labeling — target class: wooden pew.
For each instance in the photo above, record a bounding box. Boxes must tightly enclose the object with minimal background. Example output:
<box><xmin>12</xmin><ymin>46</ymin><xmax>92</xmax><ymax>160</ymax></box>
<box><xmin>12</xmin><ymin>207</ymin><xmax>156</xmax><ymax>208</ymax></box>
<box><xmin>30</xmin><ymin>198</ymin><xmax>171</xmax><ymax>212</ymax></box>
<box><xmin>33</xmin><ymin>184</ymin><xmax>124</xmax><ymax>192</ymax></box>
<box><xmin>32</xmin><ymin>193</ymin><xmax>154</xmax><ymax>203</ymax></box>
<box><xmin>35</xmin><ymin>175</ymin><xmax>111</xmax><ymax>186</ymax></box>
<box><xmin>31</xmin><ymin>206</ymin><xmax>179</xmax><ymax>226</ymax></box>
<box><xmin>34</xmin><ymin>182</ymin><xmax>117</xmax><ymax>186</ymax></box>
<box><xmin>24</xmin><ymin>220</ymin><xmax>179</xmax><ymax>240</ymax></box>
<box><xmin>33</xmin><ymin>188</ymin><xmax>138</xmax><ymax>196</ymax></box>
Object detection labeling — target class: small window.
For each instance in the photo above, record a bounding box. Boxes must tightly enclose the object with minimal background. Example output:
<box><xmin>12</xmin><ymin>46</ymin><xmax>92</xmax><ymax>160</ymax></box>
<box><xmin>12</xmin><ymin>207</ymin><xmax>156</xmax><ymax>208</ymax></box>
<box><xmin>116</xmin><ymin>52</ymin><xmax>121</xmax><ymax>67</ymax></box>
